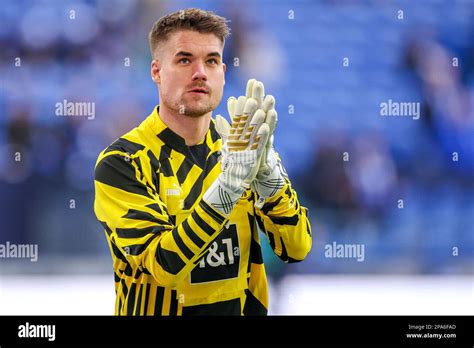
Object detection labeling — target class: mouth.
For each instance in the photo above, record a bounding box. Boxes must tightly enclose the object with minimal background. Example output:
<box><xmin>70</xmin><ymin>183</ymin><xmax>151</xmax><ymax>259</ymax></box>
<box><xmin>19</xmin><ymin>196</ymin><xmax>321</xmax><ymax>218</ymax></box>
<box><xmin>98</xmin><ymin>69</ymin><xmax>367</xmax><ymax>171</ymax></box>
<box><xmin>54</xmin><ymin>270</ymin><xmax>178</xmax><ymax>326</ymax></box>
<box><xmin>188</xmin><ymin>88</ymin><xmax>209</xmax><ymax>94</ymax></box>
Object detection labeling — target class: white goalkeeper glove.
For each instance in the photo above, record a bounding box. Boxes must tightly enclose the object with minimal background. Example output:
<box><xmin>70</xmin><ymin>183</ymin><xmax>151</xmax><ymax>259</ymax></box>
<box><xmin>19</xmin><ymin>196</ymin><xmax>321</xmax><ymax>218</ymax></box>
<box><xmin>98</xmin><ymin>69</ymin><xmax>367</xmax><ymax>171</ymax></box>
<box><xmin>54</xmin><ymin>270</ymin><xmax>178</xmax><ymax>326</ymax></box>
<box><xmin>203</xmin><ymin>83</ymin><xmax>269</xmax><ymax>215</ymax></box>
<box><xmin>245</xmin><ymin>79</ymin><xmax>286</xmax><ymax>207</ymax></box>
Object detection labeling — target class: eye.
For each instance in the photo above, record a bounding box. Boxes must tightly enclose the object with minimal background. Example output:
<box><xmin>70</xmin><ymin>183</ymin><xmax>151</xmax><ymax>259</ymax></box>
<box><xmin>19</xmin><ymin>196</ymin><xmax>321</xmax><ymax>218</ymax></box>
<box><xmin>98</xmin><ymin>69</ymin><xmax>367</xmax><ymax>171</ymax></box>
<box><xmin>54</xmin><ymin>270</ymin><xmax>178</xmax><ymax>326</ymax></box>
<box><xmin>178</xmin><ymin>58</ymin><xmax>190</xmax><ymax>64</ymax></box>
<box><xmin>207</xmin><ymin>58</ymin><xmax>218</xmax><ymax>65</ymax></box>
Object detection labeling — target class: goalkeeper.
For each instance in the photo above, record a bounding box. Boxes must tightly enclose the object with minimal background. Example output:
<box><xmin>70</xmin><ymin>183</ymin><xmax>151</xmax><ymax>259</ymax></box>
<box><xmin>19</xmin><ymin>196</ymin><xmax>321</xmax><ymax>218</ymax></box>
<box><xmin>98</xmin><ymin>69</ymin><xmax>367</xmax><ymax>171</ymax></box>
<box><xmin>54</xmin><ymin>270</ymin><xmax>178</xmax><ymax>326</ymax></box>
<box><xmin>94</xmin><ymin>8</ymin><xmax>312</xmax><ymax>315</ymax></box>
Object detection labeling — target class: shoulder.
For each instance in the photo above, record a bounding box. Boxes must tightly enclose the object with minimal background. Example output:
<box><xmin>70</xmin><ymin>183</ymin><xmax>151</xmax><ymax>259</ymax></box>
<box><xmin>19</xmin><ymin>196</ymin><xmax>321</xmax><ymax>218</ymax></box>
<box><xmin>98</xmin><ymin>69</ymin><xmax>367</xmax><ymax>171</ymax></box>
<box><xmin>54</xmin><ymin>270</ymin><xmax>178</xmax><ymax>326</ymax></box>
<box><xmin>95</xmin><ymin>112</ymin><xmax>159</xmax><ymax>165</ymax></box>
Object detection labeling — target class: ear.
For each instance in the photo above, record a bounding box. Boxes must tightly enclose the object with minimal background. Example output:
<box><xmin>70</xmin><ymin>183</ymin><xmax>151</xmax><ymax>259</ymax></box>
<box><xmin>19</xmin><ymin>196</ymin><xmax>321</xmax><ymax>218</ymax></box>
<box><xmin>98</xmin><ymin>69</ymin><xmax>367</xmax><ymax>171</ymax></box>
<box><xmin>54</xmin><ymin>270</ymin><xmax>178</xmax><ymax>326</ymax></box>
<box><xmin>223</xmin><ymin>63</ymin><xmax>226</xmax><ymax>85</ymax></box>
<box><xmin>151</xmin><ymin>59</ymin><xmax>161</xmax><ymax>84</ymax></box>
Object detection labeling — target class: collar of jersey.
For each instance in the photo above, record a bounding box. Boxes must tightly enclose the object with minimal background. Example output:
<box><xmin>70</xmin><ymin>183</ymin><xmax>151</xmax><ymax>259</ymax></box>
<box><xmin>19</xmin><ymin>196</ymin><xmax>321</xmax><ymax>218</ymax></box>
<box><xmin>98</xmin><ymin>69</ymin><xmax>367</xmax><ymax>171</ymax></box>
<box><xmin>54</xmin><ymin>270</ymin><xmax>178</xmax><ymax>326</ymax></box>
<box><xmin>147</xmin><ymin>105</ymin><xmax>221</xmax><ymax>168</ymax></box>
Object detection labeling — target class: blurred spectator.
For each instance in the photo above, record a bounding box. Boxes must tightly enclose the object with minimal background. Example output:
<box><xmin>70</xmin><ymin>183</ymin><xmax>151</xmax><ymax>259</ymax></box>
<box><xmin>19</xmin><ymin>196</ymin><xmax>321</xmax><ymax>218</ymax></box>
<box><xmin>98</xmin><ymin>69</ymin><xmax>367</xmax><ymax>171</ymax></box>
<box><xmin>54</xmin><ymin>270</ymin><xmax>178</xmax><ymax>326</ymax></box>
<box><xmin>405</xmin><ymin>36</ymin><xmax>474</xmax><ymax>182</ymax></box>
<box><xmin>300</xmin><ymin>131</ymin><xmax>356</xmax><ymax>212</ymax></box>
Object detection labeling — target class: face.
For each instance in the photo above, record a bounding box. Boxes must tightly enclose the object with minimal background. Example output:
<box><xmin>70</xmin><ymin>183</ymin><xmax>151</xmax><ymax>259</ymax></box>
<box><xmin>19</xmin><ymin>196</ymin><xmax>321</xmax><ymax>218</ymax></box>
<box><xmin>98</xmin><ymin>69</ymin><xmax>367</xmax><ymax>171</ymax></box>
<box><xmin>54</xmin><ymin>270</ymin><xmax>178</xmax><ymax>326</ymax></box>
<box><xmin>151</xmin><ymin>30</ymin><xmax>226</xmax><ymax>118</ymax></box>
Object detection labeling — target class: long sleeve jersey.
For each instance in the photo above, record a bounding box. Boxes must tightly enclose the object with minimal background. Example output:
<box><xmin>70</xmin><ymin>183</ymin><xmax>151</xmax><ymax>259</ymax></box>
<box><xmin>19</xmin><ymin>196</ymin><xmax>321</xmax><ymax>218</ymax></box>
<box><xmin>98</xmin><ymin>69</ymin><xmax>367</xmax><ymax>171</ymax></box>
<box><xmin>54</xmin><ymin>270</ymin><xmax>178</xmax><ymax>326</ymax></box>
<box><xmin>94</xmin><ymin>106</ymin><xmax>312</xmax><ymax>315</ymax></box>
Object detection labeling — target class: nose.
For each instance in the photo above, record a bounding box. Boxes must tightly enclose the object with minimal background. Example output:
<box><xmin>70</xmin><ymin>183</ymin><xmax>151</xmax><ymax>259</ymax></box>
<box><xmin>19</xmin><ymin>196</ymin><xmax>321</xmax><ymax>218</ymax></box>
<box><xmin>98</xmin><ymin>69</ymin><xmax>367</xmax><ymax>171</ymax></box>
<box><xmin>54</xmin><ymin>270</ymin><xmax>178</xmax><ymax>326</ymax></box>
<box><xmin>191</xmin><ymin>62</ymin><xmax>207</xmax><ymax>81</ymax></box>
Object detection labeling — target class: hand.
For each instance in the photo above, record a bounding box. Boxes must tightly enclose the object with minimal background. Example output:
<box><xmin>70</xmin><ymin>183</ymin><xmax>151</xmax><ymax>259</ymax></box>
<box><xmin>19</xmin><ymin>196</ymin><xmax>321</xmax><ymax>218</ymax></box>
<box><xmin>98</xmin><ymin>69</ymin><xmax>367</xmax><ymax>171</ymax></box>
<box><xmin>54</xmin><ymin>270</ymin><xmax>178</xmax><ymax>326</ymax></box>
<box><xmin>244</xmin><ymin>80</ymin><xmax>286</xmax><ymax>205</ymax></box>
<box><xmin>242</xmin><ymin>80</ymin><xmax>278</xmax><ymax>179</ymax></box>
<box><xmin>203</xmin><ymin>79</ymin><xmax>269</xmax><ymax>215</ymax></box>
<box><xmin>215</xmin><ymin>89</ymin><xmax>269</xmax><ymax>192</ymax></box>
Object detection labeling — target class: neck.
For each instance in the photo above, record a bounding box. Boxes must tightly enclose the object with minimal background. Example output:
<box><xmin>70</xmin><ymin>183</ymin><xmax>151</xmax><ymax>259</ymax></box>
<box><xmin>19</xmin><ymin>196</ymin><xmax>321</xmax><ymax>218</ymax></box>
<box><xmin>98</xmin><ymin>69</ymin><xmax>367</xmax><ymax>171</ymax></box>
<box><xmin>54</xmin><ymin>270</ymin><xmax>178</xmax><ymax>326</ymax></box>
<box><xmin>158</xmin><ymin>103</ymin><xmax>211</xmax><ymax>146</ymax></box>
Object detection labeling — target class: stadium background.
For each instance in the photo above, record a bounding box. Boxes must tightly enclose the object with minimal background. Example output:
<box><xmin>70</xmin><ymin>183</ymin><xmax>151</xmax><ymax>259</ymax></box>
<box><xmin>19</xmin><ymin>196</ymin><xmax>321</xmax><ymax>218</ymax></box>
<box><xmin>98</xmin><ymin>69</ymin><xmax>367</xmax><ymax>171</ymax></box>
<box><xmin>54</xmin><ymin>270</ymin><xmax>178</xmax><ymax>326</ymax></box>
<box><xmin>0</xmin><ymin>0</ymin><xmax>472</xmax><ymax>314</ymax></box>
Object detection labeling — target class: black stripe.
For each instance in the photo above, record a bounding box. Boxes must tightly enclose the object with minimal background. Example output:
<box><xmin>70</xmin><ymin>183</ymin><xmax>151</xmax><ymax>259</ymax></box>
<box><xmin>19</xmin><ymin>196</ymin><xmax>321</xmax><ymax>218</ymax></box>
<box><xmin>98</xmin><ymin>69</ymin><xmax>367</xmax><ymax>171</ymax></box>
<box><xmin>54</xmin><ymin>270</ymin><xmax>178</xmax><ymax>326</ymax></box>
<box><xmin>114</xmin><ymin>272</ymin><xmax>121</xmax><ymax>283</ymax></box>
<box><xmin>110</xmin><ymin>241</ymin><xmax>128</xmax><ymax>263</ymax></box>
<box><xmin>158</xmin><ymin>128</ymin><xmax>190</xmax><ymax>158</ymax></box>
<box><xmin>191</xmin><ymin>211</ymin><xmax>215</xmax><ymax>236</ymax></box>
<box><xmin>158</xmin><ymin>145</ymin><xmax>174</xmax><ymax>177</ymax></box>
<box><xmin>304</xmin><ymin>209</ymin><xmax>312</xmax><ymax>237</ymax></box>
<box><xmin>135</xmin><ymin>283</ymin><xmax>143</xmax><ymax>315</ymax></box>
<box><xmin>182</xmin><ymin>219</ymin><xmax>205</xmax><ymax>248</ymax></box>
<box><xmin>288</xmin><ymin>256</ymin><xmax>304</xmax><ymax>263</ymax></box>
<box><xmin>243</xmin><ymin>289</ymin><xmax>268</xmax><ymax>316</ymax></box>
<box><xmin>188</xmin><ymin>143</ymin><xmax>209</xmax><ymax>169</ymax></box>
<box><xmin>170</xmin><ymin>289</ymin><xmax>178</xmax><ymax>316</ymax></box>
<box><xmin>255</xmin><ymin>215</ymin><xmax>266</xmax><ymax>235</ymax></box>
<box><xmin>168</xmin><ymin>214</ymin><xmax>176</xmax><ymax>225</ymax></box>
<box><xmin>124</xmin><ymin>263</ymin><xmax>133</xmax><ymax>277</ymax></box>
<box><xmin>248</xmin><ymin>213</ymin><xmax>256</xmax><ymax>273</ymax></box>
<box><xmin>143</xmin><ymin>284</ymin><xmax>151</xmax><ymax>315</ymax></box>
<box><xmin>202</xmin><ymin>142</ymin><xmax>211</xmax><ymax>164</ymax></box>
<box><xmin>199</xmin><ymin>200</ymin><xmax>225</xmax><ymax>224</ymax></box>
<box><xmin>184</xmin><ymin>176</ymin><xmax>205</xmax><ymax>210</ymax></box>
<box><xmin>260</xmin><ymin>196</ymin><xmax>283</xmax><ymax>215</ymax></box>
<box><xmin>183</xmin><ymin>151</ymin><xmax>220</xmax><ymax>209</ymax></box>
<box><xmin>176</xmin><ymin>159</ymin><xmax>195</xmax><ymax>185</ymax></box>
<box><xmin>182</xmin><ymin>298</ymin><xmax>241</xmax><ymax>315</ymax></box>
<box><xmin>146</xmin><ymin>149</ymin><xmax>160</xmax><ymax>191</ymax></box>
<box><xmin>248</xmin><ymin>213</ymin><xmax>263</xmax><ymax>265</ymax></box>
<box><xmin>268</xmin><ymin>231</ymin><xmax>276</xmax><ymax>251</ymax></box>
<box><xmin>127</xmin><ymin>233</ymin><xmax>161</xmax><ymax>256</ymax></box>
<box><xmin>154</xmin><ymin>286</ymin><xmax>165</xmax><ymax>315</ymax></box>
<box><xmin>278</xmin><ymin>237</ymin><xmax>304</xmax><ymax>263</ymax></box>
<box><xmin>209</xmin><ymin>120</ymin><xmax>220</xmax><ymax>143</ymax></box>
<box><xmin>127</xmin><ymin>283</ymin><xmax>137</xmax><ymax>315</ymax></box>
<box><xmin>121</xmin><ymin>279</ymin><xmax>129</xmax><ymax>298</ymax></box>
<box><xmin>279</xmin><ymin>237</ymin><xmax>289</xmax><ymax>262</ymax></box>
<box><xmin>172</xmin><ymin>228</ymin><xmax>194</xmax><ymax>260</ymax></box>
<box><xmin>155</xmin><ymin>240</ymin><xmax>186</xmax><ymax>275</ymax></box>
<box><xmin>118</xmin><ymin>297</ymin><xmax>123</xmax><ymax>315</ymax></box>
<box><xmin>134</xmin><ymin>268</ymin><xmax>143</xmax><ymax>280</ymax></box>
<box><xmin>122</xmin><ymin>209</ymin><xmax>172</xmax><ymax>226</ymax></box>
<box><xmin>134</xmin><ymin>157</ymin><xmax>144</xmax><ymax>181</ymax></box>
<box><xmin>116</xmin><ymin>225</ymin><xmax>167</xmax><ymax>239</ymax></box>
<box><xmin>104</xmin><ymin>137</ymin><xmax>144</xmax><ymax>155</ymax></box>
<box><xmin>95</xmin><ymin>154</ymin><xmax>153</xmax><ymax>199</ymax></box>
<box><xmin>146</xmin><ymin>203</ymin><xmax>164</xmax><ymax>216</ymax></box>
<box><xmin>247</xmin><ymin>189</ymin><xmax>255</xmax><ymax>202</ymax></box>
<box><xmin>100</xmin><ymin>221</ymin><xmax>113</xmax><ymax>237</ymax></box>
<box><xmin>268</xmin><ymin>214</ymin><xmax>299</xmax><ymax>226</ymax></box>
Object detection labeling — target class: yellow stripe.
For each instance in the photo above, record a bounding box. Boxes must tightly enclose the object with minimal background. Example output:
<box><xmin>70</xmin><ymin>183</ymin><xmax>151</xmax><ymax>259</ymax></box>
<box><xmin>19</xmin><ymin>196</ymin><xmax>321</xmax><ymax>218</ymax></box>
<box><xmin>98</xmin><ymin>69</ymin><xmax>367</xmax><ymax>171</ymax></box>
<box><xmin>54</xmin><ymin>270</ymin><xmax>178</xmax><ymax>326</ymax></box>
<box><xmin>180</xmin><ymin>164</ymin><xmax>203</xmax><ymax>196</ymax></box>
<box><xmin>202</xmin><ymin>159</ymin><xmax>221</xmax><ymax>189</ymax></box>
<box><xmin>186</xmin><ymin>216</ymin><xmax>212</xmax><ymax>244</ymax></box>
<box><xmin>95</xmin><ymin>149</ymin><xmax>127</xmax><ymax>168</ymax></box>
<box><xmin>176</xmin><ymin>224</ymin><xmax>201</xmax><ymax>255</ymax></box>
<box><xmin>147</xmin><ymin>284</ymin><xmax>157</xmax><ymax>315</ymax></box>
<box><xmin>162</xmin><ymin>288</ymin><xmax>171</xmax><ymax>315</ymax></box>
<box><xmin>139</xmin><ymin>282</ymin><xmax>147</xmax><ymax>315</ymax></box>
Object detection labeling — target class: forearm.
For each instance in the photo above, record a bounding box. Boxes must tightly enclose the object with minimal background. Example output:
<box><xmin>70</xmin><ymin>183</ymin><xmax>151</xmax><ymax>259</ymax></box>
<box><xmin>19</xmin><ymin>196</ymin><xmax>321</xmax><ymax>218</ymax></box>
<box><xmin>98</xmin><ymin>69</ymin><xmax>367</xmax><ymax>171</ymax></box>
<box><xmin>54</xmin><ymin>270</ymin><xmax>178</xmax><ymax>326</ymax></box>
<box><xmin>255</xmin><ymin>180</ymin><xmax>312</xmax><ymax>262</ymax></box>
<box><xmin>143</xmin><ymin>191</ymin><xmax>231</xmax><ymax>288</ymax></box>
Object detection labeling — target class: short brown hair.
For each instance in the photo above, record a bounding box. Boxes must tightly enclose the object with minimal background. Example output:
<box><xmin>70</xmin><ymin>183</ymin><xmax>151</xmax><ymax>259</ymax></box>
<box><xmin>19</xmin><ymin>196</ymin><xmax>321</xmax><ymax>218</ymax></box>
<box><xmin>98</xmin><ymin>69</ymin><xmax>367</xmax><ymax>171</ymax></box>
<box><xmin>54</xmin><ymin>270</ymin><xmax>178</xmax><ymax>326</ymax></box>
<box><xmin>148</xmin><ymin>8</ymin><xmax>230</xmax><ymax>57</ymax></box>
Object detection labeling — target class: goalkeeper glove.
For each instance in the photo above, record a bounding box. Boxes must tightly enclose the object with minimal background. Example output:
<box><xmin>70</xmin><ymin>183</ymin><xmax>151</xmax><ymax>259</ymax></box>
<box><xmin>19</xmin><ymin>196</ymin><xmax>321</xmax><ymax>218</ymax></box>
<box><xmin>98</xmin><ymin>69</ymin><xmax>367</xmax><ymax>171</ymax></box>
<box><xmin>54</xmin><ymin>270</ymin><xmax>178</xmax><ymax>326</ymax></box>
<box><xmin>244</xmin><ymin>79</ymin><xmax>286</xmax><ymax>207</ymax></box>
<box><xmin>203</xmin><ymin>86</ymin><xmax>269</xmax><ymax>215</ymax></box>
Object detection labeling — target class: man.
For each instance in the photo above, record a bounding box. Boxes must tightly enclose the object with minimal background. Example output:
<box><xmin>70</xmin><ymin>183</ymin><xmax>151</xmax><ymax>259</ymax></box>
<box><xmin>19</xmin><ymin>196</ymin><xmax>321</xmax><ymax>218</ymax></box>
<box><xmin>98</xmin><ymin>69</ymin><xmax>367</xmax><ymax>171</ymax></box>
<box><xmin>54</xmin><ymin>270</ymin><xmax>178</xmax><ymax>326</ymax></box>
<box><xmin>94</xmin><ymin>8</ymin><xmax>312</xmax><ymax>316</ymax></box>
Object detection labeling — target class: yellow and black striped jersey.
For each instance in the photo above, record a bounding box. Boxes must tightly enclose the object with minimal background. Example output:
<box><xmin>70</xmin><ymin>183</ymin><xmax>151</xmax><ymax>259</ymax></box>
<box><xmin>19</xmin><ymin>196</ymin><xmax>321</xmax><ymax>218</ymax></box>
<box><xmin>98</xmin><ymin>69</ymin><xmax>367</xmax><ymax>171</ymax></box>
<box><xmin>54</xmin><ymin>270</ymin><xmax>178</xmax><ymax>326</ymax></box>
<box><xmin>94</xmin><ymin>106</ymin><xmax>312</xmax><ymax>315</ymax></box>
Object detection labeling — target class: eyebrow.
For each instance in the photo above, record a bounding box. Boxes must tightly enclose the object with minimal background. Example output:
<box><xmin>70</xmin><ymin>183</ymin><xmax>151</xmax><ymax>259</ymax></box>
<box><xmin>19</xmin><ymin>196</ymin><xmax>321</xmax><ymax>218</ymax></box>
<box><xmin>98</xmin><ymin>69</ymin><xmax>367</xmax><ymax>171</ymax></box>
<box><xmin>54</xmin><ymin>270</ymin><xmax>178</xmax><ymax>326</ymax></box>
<box><xmin>175</xmin><ymin>51</ymin><xmax>193</xmax><ymax>57</ymax></box>
<box><xmin>175</xmin><ymin>51</ymin><xmax>221</xmax><ymax>58</ymax></box>
<box><xmin>207</xmin><ymin>52</ymin><xmax>221</xmax><ymax>58</ymax></box>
